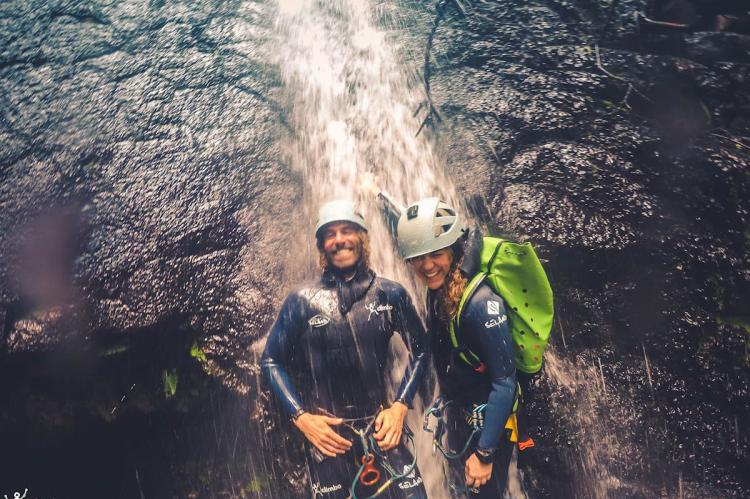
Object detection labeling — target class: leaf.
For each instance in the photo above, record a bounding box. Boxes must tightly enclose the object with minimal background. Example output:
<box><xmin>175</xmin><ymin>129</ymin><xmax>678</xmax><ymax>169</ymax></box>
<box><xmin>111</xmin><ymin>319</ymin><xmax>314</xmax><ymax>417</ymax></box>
<box><xmin>190</xmin><ymin>341</ymin><xmax>207</xmax><ymax>363</ymax></box>
<box><xmin>163</xmin><ymin>369</ymin><xmax>178</xmax><ymax>398</ymax></box>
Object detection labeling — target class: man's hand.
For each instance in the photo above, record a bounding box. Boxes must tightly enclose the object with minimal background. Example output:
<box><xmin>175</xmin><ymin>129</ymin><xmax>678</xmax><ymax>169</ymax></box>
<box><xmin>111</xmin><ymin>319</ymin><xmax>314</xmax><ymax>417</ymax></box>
<box><xmin>465</xmin><ymin>453</ymin><xmax>493</xmax><ymax>489</ymax></box>
<box><xmin>293</xmin><ymin>413</ymin><xmax>352</xmax><ymax>457</ymax></box>
<box><xmin>373</xmin><ymin>402</ymin><xmax>408</xmax><ymax>451</ymax></box>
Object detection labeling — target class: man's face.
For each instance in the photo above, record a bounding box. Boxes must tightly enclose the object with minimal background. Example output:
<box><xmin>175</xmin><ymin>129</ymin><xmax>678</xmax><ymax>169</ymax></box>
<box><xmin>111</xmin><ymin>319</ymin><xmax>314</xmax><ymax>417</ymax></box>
<box><xmin>321</xmin><ymin>222</ymin><xmax>362</xmax><ymax>270</ymax></box>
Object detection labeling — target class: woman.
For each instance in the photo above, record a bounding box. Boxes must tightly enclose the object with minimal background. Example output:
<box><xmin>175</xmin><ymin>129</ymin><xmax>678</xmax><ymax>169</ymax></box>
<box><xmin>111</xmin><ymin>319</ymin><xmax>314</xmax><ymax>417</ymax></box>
<box><xmin>397</xmin><ymin>197</ymin><xmax>517</xmax><ymax>498</ymax></box>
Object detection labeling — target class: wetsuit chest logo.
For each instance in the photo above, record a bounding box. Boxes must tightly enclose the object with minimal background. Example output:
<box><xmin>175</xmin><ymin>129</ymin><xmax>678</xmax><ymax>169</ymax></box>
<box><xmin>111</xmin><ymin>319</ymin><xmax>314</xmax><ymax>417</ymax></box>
<box><xmin>311</xmin><ymin>482</ymin><xmax>342</xmax><ymax>496</ymax></box>
<box><xmin>487</xmin><ymin>300</ymin><xmax>500</xmax><ymax>315</ymax></box>
<box><xmin>308</xmin><ymin>314</ymin><xmax>331</xmax><ymax>327</ymax></box>
<box><xmin>485</xmin><ymin>315</ymin><xmax>507</xmax><ymax>328</ymax></box>
<box><xmin>365</xmin><ymin>301</ymin><xmax>393</xmax><ymax>320</ymax></box>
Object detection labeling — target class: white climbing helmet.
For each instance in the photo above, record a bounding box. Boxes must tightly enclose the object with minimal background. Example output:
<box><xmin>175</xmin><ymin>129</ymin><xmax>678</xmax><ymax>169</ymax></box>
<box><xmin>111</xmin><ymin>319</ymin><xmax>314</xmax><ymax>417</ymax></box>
<box><xmin>397</xmin><ymin>197</ymin><xmax>466</xmax><ymax>259</ymax></box>
<box><xmin>314</xmin><ymin>200</ymin><xmax>368</xmax><ymax>238</ymax></box>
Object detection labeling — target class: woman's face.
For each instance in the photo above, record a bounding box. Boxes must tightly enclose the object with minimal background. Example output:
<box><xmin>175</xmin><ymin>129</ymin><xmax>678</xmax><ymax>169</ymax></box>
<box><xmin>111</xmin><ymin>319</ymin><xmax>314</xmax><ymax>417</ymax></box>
<box><xmin>408</xmin><ymin>248</ymin><xmax>453</xmax><ymax>290</ymax></box>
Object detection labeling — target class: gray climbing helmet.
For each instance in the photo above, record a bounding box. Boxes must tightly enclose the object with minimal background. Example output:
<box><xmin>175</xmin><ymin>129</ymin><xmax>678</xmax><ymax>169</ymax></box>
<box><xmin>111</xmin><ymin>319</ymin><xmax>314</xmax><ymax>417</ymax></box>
<box><xmin>397</xmin><ymin>197</ymin><xmax>466</xmax><ymax>259</ymax></box>
<box><xmin>314</xmin><ymin>200</ymin><xmax>368</xmax><ymax>238</ymax></box>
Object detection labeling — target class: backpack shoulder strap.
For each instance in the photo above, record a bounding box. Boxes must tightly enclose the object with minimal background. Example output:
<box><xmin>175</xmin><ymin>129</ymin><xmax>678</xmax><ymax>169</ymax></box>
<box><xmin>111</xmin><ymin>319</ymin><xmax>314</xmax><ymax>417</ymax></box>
<box><xmin>454</xmin><ymin>272</ymin><xmax>487</xmax><ymax>329</ymax></box>
<box><xmin>449</xmin><ymin>272</ymin><xmax>487</xmax><ymax>371</ymax></box>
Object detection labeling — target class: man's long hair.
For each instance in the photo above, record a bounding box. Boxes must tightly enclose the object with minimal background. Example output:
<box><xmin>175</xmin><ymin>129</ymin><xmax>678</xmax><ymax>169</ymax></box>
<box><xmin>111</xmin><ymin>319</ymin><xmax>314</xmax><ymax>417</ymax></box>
<box><xmin>437</xmin><ymin>241</ymin><xmax>468</xmax><ymax>323</ymax></box>
<box><xmin>317</xmin><ymin>228</ymin><xmax>371</xmax><ymax>274</ymax></box>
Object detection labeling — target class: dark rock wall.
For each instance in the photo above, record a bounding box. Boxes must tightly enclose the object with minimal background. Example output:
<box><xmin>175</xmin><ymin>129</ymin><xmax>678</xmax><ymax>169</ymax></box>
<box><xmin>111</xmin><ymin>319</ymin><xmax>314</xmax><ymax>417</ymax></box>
<box><xmin>1</xmin><ymin>0</ymin><xmax>299</xmax><ymax>496</ymax></box>
<box><xmin>1</xmin><ymin>0</ymin><xmax>294</xmax><ymax>376</ymax></box>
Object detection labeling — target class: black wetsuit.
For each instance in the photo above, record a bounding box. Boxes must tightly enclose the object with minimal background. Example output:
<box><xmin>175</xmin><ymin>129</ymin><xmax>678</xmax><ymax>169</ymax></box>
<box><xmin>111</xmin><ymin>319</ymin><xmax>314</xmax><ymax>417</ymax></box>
<box><xmin>428</xmin><ymin>280</ymin><xmax>517</xmax><ymax>498</ymax></box>
<box><xmin>261</xmin><ymin>269</ymin><xmax>428</xmax><ymax>498</ymax></box>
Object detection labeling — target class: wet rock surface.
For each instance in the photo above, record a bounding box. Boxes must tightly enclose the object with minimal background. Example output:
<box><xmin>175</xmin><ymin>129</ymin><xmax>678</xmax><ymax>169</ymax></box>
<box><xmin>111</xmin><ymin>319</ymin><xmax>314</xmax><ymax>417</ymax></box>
<box><xmin>1</xmin><ymin>0</ymin><xmax>299</xmax><ymax>496</ymax></box>
<box><xmin>0</xmin><ymin>0</ymin><xmax>295</xmax><ymax>372</ymax></box>
<box><xmin>1</xmin><ymin>0</ymin><xmax>748</xmax><ymax>497</ymax></box>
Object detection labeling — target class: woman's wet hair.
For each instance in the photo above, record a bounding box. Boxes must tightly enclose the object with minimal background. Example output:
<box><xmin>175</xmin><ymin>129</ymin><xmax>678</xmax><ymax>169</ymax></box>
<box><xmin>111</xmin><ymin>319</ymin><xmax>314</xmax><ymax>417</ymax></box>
<box><xmin>438</xmin><ymin>241</ymin><xmax>468</xmax><ymax>323</ymax></box>
<box><xmin>317</xmin><ymin>228</ymin><xmax>371</xmax><ymax>273</ymax></box>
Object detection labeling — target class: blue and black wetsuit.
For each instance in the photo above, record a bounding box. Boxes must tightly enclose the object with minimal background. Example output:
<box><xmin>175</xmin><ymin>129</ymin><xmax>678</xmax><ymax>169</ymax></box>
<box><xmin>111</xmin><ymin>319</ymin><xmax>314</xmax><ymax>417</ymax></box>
<box><xmin>261</xmin><ymin>268</ymin><xmax>428</xmax><ymax>498</ymax></box>
<box><xmin>428</xmin><ymin>280</ymin><xmax>517</xmax><ymax>498</ymax></box>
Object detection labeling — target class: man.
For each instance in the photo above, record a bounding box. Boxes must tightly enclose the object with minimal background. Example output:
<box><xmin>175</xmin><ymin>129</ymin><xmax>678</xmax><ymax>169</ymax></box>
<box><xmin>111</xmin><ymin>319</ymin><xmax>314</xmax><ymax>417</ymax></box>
<box><xmin>261</xmin><ymin>200</ymin><xmax>428</xmax><ymax>498</ymax></box>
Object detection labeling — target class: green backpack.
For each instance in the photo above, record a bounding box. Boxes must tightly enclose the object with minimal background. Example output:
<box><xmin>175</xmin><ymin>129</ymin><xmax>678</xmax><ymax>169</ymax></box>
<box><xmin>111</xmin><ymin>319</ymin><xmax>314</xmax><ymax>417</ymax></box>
<box><xmin>449</xmin><ymin>237</ymin><xmax>554</xmax><ymax>374</ymax></box>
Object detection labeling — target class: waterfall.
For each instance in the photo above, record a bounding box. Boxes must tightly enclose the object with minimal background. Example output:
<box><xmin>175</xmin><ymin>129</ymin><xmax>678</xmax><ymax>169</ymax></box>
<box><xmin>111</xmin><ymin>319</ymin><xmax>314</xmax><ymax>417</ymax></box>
<box><xmin>269</xmin><ymin>0</ymin><xmax>459</xmax><ymax>496</ymax></box>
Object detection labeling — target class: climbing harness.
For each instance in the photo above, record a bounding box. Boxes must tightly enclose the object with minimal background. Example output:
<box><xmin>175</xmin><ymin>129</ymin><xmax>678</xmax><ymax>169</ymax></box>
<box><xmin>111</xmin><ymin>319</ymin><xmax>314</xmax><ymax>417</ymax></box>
<box><xmin>317</xmin><ymin>409</ymin><xmax>418</xmax><ymax>499</ymax></box>
<box><xmin>423</xmin><ymin>397</ymin><xmax>485</xmax><ymax>460</ymax></box>
<box><xmin>349</xmin><ymin>423</ymin><xmax>418</xmax><ymax>499</ymax></box>
<box><xmin>423</xmin><ymin>398</ymin><xmax>487</xmax><ymax>495</ymax></box>
<box><xmin>423</xmin><ymin>394</ymin><xmax>534</xmax><ymax>493</ymax></box>
<box><xmin>423</xmin><ymin>396</ymin><xmax>524</xmax><ymax>459</ymax></box>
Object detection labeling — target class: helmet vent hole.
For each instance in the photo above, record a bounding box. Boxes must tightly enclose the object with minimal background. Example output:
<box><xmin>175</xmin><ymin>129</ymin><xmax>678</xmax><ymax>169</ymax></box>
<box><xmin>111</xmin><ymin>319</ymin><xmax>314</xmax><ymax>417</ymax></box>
<box><xmin>433</xmin><ymin>221</ymin><xmax>455</xmax><ymax>236</ymax></box>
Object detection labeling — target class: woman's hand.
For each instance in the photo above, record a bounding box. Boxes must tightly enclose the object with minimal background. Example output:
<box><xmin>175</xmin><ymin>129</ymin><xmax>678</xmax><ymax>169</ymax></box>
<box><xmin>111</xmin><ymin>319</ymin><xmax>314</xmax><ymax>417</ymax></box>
<box><xmin>293</xmin><ymin>413</ymin><xmax>352</xmax><ymax>457</ymax></box>
<box><xmin>373</xmin><ymin>402</ymin><xmax>408</xmax><ymax>451</ymax></box>
<box><xmin>465</xmin><ymin>452</ymin><xmax>493</xmax><ymax>489</ymax></box>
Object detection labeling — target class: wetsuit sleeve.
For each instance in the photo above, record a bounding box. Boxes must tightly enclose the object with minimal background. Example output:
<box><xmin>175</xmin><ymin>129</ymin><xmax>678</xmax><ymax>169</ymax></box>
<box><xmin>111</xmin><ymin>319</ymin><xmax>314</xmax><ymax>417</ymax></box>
<box><xmin>461</xmin><ymin>287</ymin><xmax>516</xmax><ymax>451</ymax></box>
<box><xmin>260</xmin><ymin>292</ymin><xmax>306</xmax><ymax>417</ymax></box>
<box><xmin>393</xmin><ymin>287</ymin><xmax>429</xmax><ymax>407</ymax></box>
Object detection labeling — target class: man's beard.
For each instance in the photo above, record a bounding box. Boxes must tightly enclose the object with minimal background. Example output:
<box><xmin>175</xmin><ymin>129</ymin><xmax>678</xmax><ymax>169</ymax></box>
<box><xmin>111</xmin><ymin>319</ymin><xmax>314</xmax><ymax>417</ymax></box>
<box><xmin>325</xmin><ymin>243</ymin><xmax>362</xmax><ymax>274</ymax></box>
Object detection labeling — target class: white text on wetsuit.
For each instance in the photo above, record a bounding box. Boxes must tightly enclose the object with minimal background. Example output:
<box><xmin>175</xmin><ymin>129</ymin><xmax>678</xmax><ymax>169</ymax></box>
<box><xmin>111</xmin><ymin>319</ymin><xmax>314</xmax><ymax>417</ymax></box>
<box><xmin>398</xmin><ymin>465</ymin><xmax>424</xmax><ymax>490</ymax></box>
<box><xmin>312</xmin><ymin>483</ymin><xmax>342</xmax><ymax>496</ymax></box>
<box><xmin>485</xmin><ymin>315</ymin><xmax>507</xmax><ymax>328</ymax></box>
<box><xmin>365</xmin><ymin>301</ymin><xmax>393</xmax><ymax>321</ymax></box>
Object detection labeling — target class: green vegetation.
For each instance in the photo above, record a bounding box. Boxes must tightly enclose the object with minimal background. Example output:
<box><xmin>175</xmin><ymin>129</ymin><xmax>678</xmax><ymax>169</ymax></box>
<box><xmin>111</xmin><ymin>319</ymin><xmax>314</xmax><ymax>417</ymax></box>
<box><xmin>190</xmin><ymin>341</ymin><xmax>207</xmax><ymax>363</ymax></box>
<box><xmin>718</xmin><ymin>315</ymin><xmax>750</xmax><ymax>334</ymax></box>
<box><xmin>162</xmin><ymin>369</ymin><xmax>178</xmax><ymax>398</ymax></box>
<box><xmin>244</xmin><ymin>475</ymin><xmax>270</xmax><ymax>494</ymax></box>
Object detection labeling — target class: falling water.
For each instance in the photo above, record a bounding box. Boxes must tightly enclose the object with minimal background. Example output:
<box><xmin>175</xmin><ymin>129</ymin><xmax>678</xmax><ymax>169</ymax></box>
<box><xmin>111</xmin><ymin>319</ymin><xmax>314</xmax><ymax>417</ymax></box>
<box><xmin>543</xmin><ymin>349</ymin><xmax>643</xmax><ymax>498</ymax></box>
<box><xmin>268</xmin><ymin>0</ymin><xmax>460</xmax><ymax>496</ymax></box>
<box><xmin>271</xmin><ymin>0</ymin><xmax>458</xmax><ymax>274</ymax></box>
